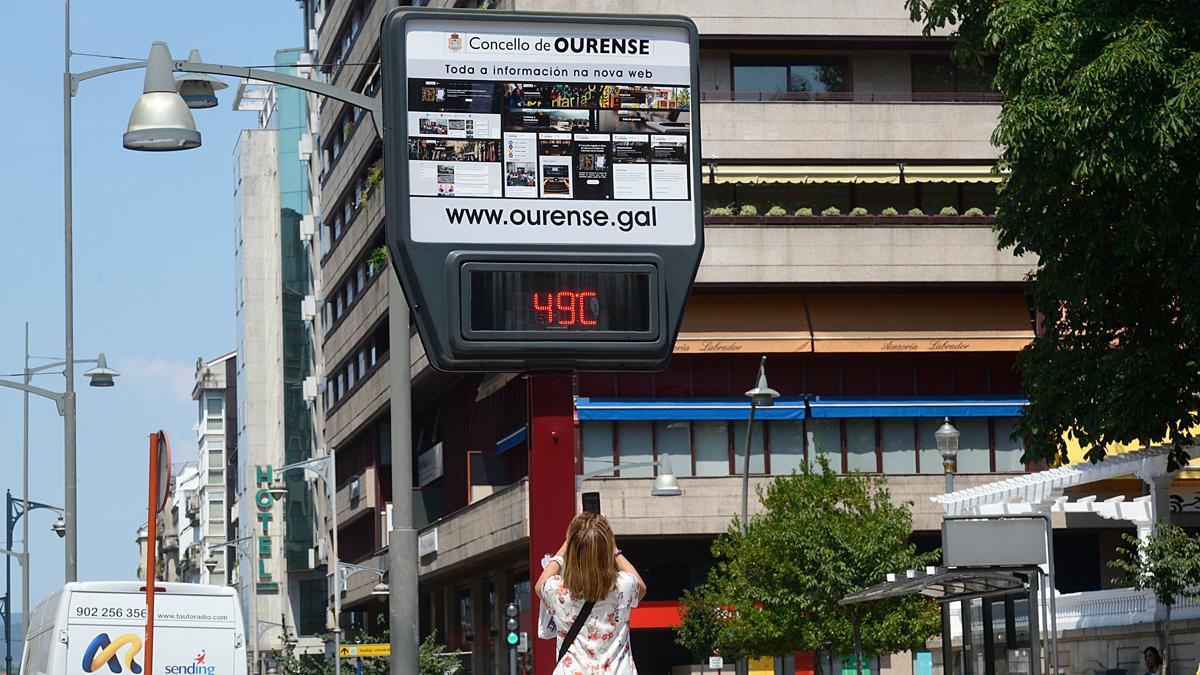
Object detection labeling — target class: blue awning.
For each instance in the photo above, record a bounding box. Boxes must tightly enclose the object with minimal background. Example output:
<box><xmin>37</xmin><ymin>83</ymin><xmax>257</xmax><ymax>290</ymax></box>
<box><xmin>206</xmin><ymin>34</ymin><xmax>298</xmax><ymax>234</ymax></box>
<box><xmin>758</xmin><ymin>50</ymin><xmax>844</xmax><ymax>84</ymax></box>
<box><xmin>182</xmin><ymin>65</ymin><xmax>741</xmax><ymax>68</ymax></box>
<box><xmin>576</xmin><ymin>397</ymin><xmax>808</xmax><ymax>421</ymax></box>
<box><xmin>808</xmin><ymin>397</ymin><xmax>1027</xmax><ymax>418</ymax></box>
<box><xmin>575</xmin><ymin>397</ymin><xmax>1027</xmax><ymax>421</ymax></box>
<box><xmin>495</xmin><ymin>425</ymin><xmax>527</xmax><ymax>453</ymax></box>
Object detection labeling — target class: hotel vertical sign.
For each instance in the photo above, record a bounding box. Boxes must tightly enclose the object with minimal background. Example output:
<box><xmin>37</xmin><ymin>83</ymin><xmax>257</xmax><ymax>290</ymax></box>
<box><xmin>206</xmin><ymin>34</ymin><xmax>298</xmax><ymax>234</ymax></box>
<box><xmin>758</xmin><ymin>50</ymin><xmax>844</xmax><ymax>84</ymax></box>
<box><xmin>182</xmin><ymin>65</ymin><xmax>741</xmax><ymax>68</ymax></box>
<box><xmin>382</xmin><ymin>8</ymin><xmax>703</xmax><ymax>372</ymax></box>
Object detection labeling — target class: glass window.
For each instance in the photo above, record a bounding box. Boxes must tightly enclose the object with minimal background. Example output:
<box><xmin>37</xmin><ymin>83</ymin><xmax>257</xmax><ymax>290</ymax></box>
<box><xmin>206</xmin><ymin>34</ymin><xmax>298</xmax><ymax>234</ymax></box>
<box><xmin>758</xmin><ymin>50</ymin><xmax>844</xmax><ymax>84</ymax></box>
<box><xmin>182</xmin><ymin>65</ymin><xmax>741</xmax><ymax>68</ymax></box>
<box><xmin>346</xmin><ymin>360</ymin><xmax>355</xmax><ymax>390</ymax></box>
<box><xmin>770</xmin><ymin>421</ymin><xmax>805</xmax><ymax>475</ymax></box>
<box><xmin>617</xmin><ymin>421</ymin><xmax>654</xmax><ymax>477</ymax></box>
<box><xmin>789</xmin><ymin>61</ymin><xmax>848</xmax><ymax>93</ymax></box>
<box><xmin>958</xmin><ymin>419</ymin><xmax>990</xmax><ymax>473</ymax></box>
<box><xmin>693</xmin><ymin>420</ymin><xmax>730</xmax><ymax>476</ymax></box>
<box><xmin>580</xmin><ymin>421</ymin><xmax>614</xmax><ymax>476</ymax></box>
<box><xmin>732</xmin><ymin>420</ymin><xmax>766</xmax><ymax>474</ymax></box>
<box><xmin>654</xmin><ymin>421</ymin><xmax>693</xmax><ymax>477</ymax></box>
<box><xmin>206</xmin><ymin>397</ymin><xmax>223</xmax><ymax>416</ymax></box>
<box><xmin>358</xmin><ymin>351</ymin><xmax>367</xmax><ymax>377</ymax></box>
<box><xmin>845</xmin><ymin>419</ymin><xmax>877</xmax><ymax>472</ymax></box>
<box><xmin>912</xmin><ymin>55</ymin><xmax>957</xmax><ymax>92</ymax></box>
<box><xmin>733</xmin><ymin>65</ymin><xmax>787</xmax><ymax>95</ymax></box>
<box><xmin>881</xmin><ymin>419</ymin><xmax>917</xmax><ymax>474</ymax></box>
<box><xmin>994</xmin><ymin>418</ymin><xmax>1026</xmax><ymax>472</ymax></box>
<box><xmin>808</xmin><ymin>419</ymin><xmax>842</xmax><ymax>473</ymax></box>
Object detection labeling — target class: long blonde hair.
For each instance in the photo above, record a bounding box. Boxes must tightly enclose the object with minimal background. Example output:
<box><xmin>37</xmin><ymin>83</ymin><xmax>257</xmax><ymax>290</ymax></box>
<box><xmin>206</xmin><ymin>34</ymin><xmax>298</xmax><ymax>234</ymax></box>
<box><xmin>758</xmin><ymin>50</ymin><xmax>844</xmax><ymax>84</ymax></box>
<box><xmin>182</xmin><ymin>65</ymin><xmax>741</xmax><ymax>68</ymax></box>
<box><xmin>562</xmin><ymin>513</ymin><xmax>618</xmax><ymax>602</ymax></box>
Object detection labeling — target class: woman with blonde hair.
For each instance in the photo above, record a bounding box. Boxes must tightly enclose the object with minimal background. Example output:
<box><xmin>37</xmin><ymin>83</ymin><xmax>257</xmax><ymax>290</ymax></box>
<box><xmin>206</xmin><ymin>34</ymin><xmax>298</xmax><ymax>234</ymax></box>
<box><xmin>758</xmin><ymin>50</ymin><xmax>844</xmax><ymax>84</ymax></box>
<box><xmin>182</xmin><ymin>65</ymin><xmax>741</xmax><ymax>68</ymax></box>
<box><xmin>536</xmin><ymin>512</ymin><xmax>647</xmax><ymax>674</ymax></box>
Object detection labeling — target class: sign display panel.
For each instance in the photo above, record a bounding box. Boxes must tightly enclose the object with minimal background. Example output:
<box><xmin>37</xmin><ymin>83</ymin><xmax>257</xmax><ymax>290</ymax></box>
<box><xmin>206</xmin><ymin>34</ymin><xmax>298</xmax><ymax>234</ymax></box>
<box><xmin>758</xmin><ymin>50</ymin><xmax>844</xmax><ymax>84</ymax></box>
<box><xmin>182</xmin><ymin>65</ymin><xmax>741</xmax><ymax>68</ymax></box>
<box><xmin>463</xmin><ymin>263</ymin><xmax>656</xmax><ymax>338</ymax></box>
<box><xmin>383</xmin><ymin>8</ymin><xmax>703</xmax><ymax>371</ymax></box>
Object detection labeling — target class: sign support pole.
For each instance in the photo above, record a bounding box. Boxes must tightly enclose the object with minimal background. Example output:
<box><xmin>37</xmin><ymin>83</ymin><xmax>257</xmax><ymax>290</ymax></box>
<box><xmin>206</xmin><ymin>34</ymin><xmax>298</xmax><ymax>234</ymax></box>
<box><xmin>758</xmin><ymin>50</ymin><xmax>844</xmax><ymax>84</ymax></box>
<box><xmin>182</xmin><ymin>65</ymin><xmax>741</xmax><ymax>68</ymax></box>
<box><xmin>526</xmin><ymin>374</ymin><xmax>576</xmax><ymax>675</ymax></box>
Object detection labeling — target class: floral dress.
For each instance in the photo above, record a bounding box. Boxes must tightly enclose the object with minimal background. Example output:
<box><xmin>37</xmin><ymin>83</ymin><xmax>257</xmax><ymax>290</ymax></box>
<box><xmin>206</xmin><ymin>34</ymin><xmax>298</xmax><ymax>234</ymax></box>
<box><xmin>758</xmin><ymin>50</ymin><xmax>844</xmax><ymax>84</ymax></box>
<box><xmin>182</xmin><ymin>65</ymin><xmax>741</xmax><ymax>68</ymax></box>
<box><xmin>538</xmin><ymin>570</ymin><xmax>640</xmax><ymax>675</ymax></box>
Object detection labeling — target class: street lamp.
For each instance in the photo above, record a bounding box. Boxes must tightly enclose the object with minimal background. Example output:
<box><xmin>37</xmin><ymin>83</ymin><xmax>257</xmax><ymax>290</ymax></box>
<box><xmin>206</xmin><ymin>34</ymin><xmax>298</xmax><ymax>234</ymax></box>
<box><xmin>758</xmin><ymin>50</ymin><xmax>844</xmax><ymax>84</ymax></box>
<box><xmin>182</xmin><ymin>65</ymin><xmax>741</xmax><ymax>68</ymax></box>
<box><xmin>742</xmin><ymin>356</ymin><xmax>779</xmax><ymax>530</ymax></box>
<box><xmin>0</xmin><ymin>322</ymin><xmax>117</xmax><ymax>623</ymax></box>
<box><xmin>935</xmin><ymin>417</ymin><xmax>961</xmax><ymax>494</ymax></box>
<box><xmin>575</xmin><ymin>458</ymin><xmax>682</xmax><ymax>497</ymax></box>
<box><xmin>271</xmin><ymin>455</ymin><xmax>344</xmax><ymax>675</ymax></box>
<box><xmin>209</xmin><ymin>537</ymin><xmax>258</xmax><ymax>675</ymax></box>
<box><xmin>3</xmin><ymin>491</ymin><xmax>65</xmax><ymax>675</ymax></box>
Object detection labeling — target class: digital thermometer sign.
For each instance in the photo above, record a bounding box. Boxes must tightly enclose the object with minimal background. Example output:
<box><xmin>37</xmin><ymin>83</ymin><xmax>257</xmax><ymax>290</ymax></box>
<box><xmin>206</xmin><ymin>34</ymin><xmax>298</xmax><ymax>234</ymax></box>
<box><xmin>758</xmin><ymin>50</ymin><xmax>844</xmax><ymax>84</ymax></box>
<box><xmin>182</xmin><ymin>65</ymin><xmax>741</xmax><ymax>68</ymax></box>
<box><xmin>463</xmin><ymin>263</ymin><xmax>657</xmax><ymax>340</ymax></box>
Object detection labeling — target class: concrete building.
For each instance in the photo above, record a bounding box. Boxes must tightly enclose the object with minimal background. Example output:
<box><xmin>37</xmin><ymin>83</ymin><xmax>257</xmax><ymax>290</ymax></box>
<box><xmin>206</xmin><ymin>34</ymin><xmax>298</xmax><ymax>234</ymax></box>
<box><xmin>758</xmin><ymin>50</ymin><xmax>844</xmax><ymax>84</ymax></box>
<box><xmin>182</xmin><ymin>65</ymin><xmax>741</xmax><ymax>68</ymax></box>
<box><xmin>193</xmin><ymin>352</ymin><xmax>238</xmax><ymax>586</ymax></box>
<box><xmin>293</xmin><ymin>1</ymin><xmax>1191</xmax><ymax>673</ymax></box>
<box><xmin>137</xmin><ymin>462</ymin><xmax>199</xmax><ymax>583</ymax></box>
<box><xmin>231</xmin><ymin>48</ymin><xmax>329</xmax><ymax>672</ymax></box>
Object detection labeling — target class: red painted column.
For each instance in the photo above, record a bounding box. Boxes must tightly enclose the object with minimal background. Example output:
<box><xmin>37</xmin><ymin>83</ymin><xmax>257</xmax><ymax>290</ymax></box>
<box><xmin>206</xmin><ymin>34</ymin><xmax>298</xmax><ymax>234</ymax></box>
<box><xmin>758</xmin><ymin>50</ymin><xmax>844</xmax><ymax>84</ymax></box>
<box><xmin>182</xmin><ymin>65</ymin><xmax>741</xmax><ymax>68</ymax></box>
<box><xmin>527</xmin><ymin>373</ymin><xmax>577</xmax><ymax>675</ymax></box>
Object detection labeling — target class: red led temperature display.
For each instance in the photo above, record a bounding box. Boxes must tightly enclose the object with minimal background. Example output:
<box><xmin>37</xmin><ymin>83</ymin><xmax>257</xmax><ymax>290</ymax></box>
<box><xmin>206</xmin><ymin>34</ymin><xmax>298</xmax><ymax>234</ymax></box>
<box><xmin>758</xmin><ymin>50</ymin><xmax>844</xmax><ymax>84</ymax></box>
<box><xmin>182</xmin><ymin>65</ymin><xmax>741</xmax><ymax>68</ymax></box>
<box><xmin>532</xmin><ymin>291</ymin><xmax>599</xmax><ymax>326</ymax></box>
<box><xmin>467</xmin><ymin>268</ymin><xmax>652</xmax><ymax>337</ymax></box>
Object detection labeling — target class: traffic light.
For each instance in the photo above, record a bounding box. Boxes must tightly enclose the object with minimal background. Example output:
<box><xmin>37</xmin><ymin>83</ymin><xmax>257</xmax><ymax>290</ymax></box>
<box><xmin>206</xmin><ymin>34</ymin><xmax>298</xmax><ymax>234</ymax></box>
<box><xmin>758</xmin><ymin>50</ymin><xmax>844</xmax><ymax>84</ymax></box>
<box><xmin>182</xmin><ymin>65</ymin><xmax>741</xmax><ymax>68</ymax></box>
<box><xmin>504</xmin><ymin>602</ymin><xmax>520</xmax><ymax>648</ymax></box>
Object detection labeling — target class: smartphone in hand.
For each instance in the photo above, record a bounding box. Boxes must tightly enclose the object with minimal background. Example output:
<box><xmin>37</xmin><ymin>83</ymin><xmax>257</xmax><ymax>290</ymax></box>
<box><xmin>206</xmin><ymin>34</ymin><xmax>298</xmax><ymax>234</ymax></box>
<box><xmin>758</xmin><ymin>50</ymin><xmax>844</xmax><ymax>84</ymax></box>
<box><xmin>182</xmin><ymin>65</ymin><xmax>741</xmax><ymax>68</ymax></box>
<box><xmin>582</xmin><ymin>491</ymin><xmax>601</xmax><ymax>515</ymax></box>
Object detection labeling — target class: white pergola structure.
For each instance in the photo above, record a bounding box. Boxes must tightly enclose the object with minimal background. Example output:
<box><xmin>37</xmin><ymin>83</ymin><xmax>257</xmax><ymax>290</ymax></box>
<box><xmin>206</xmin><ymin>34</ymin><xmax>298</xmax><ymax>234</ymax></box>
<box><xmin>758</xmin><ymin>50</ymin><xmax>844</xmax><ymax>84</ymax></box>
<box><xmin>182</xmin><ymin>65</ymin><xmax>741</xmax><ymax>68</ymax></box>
<box><xmin>932</xmin><ymin>444</ymin><xmax>1200</xmax><ymax>542</ymax></box>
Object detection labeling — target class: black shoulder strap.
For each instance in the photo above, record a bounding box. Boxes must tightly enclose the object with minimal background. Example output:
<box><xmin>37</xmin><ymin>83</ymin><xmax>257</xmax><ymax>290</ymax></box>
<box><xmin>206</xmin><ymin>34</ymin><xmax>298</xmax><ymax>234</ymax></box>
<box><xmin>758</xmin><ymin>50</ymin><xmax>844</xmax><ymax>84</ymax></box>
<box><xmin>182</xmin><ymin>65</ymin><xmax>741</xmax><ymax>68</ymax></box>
<box><xmin>557</xmin><ymin>600</ymin><xmax>596</xmax><ymax>663</ymax></box>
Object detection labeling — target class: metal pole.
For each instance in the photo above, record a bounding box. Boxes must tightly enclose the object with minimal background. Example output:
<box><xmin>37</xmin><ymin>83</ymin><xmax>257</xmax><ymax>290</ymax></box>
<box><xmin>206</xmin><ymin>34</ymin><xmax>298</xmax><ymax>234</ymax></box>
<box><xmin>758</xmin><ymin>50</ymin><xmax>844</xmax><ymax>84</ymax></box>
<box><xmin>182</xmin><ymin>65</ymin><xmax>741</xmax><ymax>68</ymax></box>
<box><xmin>5</xmin><ymin>491</ymin><xmax>12</xmax><ymax>675</ymax></box>
<box><xmin>387</xmin><ymin>274</ymin><xmax>418</xmax><ymax>674</ymax></box>
<box><xmin>740</xmin><ymin>401</ymin><xmax>757</xmax><ymax>531</ymax></box>
<box><xmin>945</xmin><ymin>465</ymin><xmax>954</xmax><ymax>494</ymax></box>
<box><xmin>22</xmin><ymin>323</ymin><xmax>30</xmax><ymax>634</ymax></box>
<box><xmin>63</xmin><ymin>0</ymin><xmax>79</xmax><ymax>584</ymax></box>
<box><xmin>331</xmin><ymin>465</ymin><xmax>341</xmax><ymax>675</ymax></box>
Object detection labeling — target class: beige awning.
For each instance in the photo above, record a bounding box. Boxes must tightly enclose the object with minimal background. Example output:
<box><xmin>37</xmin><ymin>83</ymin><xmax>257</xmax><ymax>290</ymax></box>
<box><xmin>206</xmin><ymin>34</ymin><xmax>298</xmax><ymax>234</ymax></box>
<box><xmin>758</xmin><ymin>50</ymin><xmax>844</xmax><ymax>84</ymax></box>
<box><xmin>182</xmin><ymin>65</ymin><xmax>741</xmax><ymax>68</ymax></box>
<box><xmin>904</xmin><ymin>165</ymin><xmax>1005</xmax><ymax>183</ymax></box>
<box><xmin>704</xmin><ymin>164</ymin><xmax>902</xmax><ymax>185</ymax></box>
<box><xmin>674</xmin><ymin>293</ymin><xmax>1034</xmax><ymax>354</ymax></box>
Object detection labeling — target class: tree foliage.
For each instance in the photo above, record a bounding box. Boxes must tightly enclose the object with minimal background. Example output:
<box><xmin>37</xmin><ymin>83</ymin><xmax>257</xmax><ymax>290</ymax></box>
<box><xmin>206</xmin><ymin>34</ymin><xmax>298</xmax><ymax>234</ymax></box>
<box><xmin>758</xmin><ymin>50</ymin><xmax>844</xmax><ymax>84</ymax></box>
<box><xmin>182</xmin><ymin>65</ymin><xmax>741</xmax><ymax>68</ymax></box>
<box><xmin>907</xmin><ymin>0</ymin><xmax>1200</xmax><ymax>469</ymax></box>
<box><xmin>1110</xmin><ymin>522</ymin><xmax>1200</xmax><ymax>673</ymax></box>
<box><xmin>674</xmin><ymin>459</ymin><xmax>940</xmax><ymax>663</ymax></box>
<box><xmin>276</xmin><ymin>622</ymin><xmax>459</xmax><ymax>675</ymax></box>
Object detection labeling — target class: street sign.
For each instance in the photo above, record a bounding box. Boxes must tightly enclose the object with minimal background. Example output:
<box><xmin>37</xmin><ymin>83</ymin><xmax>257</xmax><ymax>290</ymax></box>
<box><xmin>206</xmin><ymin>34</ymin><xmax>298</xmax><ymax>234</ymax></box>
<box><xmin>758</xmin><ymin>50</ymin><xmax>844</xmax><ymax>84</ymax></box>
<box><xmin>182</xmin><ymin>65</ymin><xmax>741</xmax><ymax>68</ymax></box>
<box><xmin>708</xmin><ymin>655</ymin><xmax>724</xmax><ymax>669</ymax></box>
<box><xmin>338</xmin><ymin>644</ymin><xmax>391</xmax><ymax>658</ymax></box>
<box><xmin>382</xmin><ymin>7</ymin><xmax>703</xmax><ymax>371</ymax></box>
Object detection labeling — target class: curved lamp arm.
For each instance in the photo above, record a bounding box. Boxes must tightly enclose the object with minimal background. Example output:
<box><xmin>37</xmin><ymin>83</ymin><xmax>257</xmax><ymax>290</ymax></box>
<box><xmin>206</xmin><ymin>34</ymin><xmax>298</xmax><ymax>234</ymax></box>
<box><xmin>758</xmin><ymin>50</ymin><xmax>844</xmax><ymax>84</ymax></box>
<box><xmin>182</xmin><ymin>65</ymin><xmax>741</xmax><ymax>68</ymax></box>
<box><xmin>70</xmin><ymin>61</ymin><xmax>148</xmax><ymax>96</ymax></box>
<box><xmin>0</xmin><ymin>379</ymin><xmax>66</xmax><ymax>415</ymax></box>
<box><xmin>27</xmin><ymin>357</ymin><xmax>99</xmax><ymax>376</ymax></box>
<box><xmin>173</xmin><ymin>61</ymin><xmax>384</xmax><ymax>137</ymax></box>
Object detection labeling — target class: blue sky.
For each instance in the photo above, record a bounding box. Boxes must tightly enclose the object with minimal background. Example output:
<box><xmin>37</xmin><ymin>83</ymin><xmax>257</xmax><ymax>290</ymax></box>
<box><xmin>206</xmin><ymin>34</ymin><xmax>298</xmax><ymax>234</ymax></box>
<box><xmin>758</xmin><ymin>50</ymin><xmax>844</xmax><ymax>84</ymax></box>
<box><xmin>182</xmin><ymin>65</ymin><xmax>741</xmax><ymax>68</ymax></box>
<box><xmin>0</xmin><ymin>2</ymin><xmax>301</xmax><ymax>609</ymax></box>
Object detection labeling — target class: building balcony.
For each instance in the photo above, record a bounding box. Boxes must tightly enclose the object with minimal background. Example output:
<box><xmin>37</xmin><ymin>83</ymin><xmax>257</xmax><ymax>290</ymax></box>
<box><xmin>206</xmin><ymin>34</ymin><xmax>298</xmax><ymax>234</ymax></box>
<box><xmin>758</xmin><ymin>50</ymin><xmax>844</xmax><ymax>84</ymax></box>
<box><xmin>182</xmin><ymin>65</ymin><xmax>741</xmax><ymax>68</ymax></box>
<box><xmin>510</xmin><ymin>0</ymin><xmax>951</xmax><ymax>38</ymax></box>
<box><xmin>337</xmin><ymin>464</ymin><xmax>378</xmax><ymax>528</ymax></box>
<box><xmin>699</xmin><ymin>98</ymin><xmax>1001</xmax><ymax>161</ymax></box>
<box><xmin>417</xmin><ymin>479</ymin><xmax>528</xmax><ymax>580</ymax></box>
<box><xmin>698</xmin><ymin>214</ymin><xmax>1033</xmax><ymax>285</ymax></box>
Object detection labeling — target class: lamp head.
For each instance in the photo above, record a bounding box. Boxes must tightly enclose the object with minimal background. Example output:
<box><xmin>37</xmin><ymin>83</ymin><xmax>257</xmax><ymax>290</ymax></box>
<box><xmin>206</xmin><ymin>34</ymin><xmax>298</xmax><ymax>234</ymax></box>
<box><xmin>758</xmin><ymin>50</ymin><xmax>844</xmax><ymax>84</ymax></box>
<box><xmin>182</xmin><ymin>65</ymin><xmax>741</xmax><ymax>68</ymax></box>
<box><xmin>267</xmin><ymin>481</ymin><xmax>289</xmax><ymax>500</ymax></box>
<box><xmin>370</xmin><ymin>583</ymin><xmax>390</xmax><ymax>596</ymax></box>
<box><xmin>124</xmin><ymin>42</ymin><xmax>202</xmax><ymax>151</ymax></box>
<box><xmin>175</xmin><ymin>49</ymin><xmax>227</xmax><ymax>109</ymax></box>
<box><xmin>204</xmin><ymin>557</ymin><xmax>219</xmax><ymax>573</ymax></box>
<box><xmin>650</xmin><ymin>452</ymin><xmax>682</xmax><ymax>497</ymax></box>
<box><xmin>84</xmin><ymin>353</ymin><xmax>120</xmax><ymax>387</ymax></box>
<box><xmin>52</xmin><ymin>517</ymin><xmax>66</xmax><ymax>538</ymax></box>
<box><xmin>934</xmin><ymin>417</ymin><xmax>961</xmax><ymax>462</ymax></box>
<box><xmin>744</xmin><ymin>356</ymin><xmax>779</xmax><ymax>408</ymax></box>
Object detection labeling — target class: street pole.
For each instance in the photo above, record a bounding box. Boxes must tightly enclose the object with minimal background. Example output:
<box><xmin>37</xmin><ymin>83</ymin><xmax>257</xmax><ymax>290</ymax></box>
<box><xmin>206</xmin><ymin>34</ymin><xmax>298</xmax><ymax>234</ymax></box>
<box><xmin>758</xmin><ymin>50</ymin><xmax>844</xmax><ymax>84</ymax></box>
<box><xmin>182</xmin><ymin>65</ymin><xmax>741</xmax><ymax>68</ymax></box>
<box><xmin>387</xmin><ymin>275</ymin><xmax>418</xmax><ymax>674</ymax></box>
<box><xmin>62</xmin><ymin>0</ymin><xmax>79</xmax><ymax>584</ymax></box>
<box><xmin>22</xmin><ymin>323</ymin><xmax>31</xmax><ymax>633</ymax></box>
<box><xmin>330</xmin><ymin>466</ymin><xmax>341</xmax><ymax>675</ymax></box>
<box><xmin>5</xmin><ymin>491</ymin><xmax>13</xmax><ymax>675</ymax></box>
<box><xmin>740</xmin><ymin>401</ymin><xmax>757</xmax><ymax>532</ymax></box>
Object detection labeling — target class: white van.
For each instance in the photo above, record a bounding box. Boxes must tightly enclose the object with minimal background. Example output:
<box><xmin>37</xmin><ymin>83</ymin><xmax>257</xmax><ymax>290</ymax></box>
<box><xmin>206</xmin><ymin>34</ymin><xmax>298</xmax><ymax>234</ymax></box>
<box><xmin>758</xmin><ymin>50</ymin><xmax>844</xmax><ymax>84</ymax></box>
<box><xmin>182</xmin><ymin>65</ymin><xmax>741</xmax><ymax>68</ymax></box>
<box><xmin>20</xmin><ymin>582</ymin><xmax>247</xmax><ymax>675</ymax></box>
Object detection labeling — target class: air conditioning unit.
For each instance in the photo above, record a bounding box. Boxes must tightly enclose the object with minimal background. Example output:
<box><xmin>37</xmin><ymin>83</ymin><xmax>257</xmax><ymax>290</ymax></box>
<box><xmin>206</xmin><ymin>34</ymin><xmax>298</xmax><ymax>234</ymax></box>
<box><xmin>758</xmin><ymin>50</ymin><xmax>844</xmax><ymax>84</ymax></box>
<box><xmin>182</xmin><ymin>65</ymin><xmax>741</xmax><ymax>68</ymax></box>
<box><xmin>299</xmin><ymin>133</ymin><xmax>314</xmax><ymax>160</ymax></box>
<box><xmin>302</xmin><ymin>295</ymin><xmax>318</xmax><ymax>321</ymax></box>
<box><xmin>303</xmin><ymin>376</ymin><xmax>319</xmax><ymax>402</ymax></box>
<box><xmin>300</xmin><ymin>215</ymin><xmax>316</xmax><ymax>241</ymax></box>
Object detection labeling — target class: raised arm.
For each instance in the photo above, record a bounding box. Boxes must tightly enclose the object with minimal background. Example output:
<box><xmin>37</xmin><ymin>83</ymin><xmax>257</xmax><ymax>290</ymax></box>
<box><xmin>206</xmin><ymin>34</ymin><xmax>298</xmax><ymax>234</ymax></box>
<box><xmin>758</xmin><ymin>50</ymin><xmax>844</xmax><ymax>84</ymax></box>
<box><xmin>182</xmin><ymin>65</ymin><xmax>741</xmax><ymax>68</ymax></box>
<box><xmin>616</xmin><ymin>551</ymin><xmax>647</xmax><ymax>602</ymax></box>
<box><xmin>535</xmin><ymin>539</ymin><xmax>569</xmax><ymax>596</ymax></box>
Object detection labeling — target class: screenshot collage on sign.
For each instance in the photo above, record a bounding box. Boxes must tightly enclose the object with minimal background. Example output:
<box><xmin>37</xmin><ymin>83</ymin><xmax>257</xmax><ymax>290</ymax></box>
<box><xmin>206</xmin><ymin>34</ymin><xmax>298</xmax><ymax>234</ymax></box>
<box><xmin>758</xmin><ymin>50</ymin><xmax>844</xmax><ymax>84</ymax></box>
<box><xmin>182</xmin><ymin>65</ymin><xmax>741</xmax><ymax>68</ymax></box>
<box><xmin>406</xmin><ymin>79</ymin><xmax>692</xmax><ymax>201</ymax></box>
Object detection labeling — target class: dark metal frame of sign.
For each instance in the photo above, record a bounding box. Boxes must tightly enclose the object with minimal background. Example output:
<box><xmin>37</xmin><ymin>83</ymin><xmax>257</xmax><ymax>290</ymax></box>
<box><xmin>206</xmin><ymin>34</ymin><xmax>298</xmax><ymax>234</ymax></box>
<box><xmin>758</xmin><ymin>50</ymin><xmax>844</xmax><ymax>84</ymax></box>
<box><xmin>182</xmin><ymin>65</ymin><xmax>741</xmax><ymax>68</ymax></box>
<box><xmin>381</xmin><ymin>7</ymin><xmax>703</xmax><ymax>372</ymax></box>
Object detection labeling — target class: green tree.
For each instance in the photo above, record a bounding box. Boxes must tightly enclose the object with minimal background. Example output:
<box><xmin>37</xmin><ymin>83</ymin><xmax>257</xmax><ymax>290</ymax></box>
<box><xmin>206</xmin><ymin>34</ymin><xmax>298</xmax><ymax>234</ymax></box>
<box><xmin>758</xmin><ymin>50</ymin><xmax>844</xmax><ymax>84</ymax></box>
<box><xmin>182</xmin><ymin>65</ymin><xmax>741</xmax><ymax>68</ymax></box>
<box><xmin>675</xmin><ymin>459</ymin><xmax>940</xmax><ymax>672</ymax></box>
<box><xmin>1110</xmin><ymin>522</ymin><xmax>1200</xmax><ymax>675</ymax></box>
<box><xmin>276</xmin><ymin>622</ymin><xmax>459</xmax><ymax>675</ymax></box>
<box><xmin>906</xmin><ymin>0</ymin><xmax>1200</xmax><ymax>469</ymax></box>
